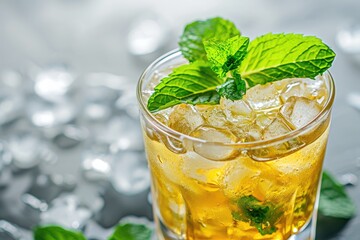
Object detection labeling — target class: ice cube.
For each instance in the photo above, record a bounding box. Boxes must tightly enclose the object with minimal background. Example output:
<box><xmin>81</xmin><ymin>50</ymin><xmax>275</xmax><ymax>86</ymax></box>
<box><xmin>34</xmin><ymin>67</ymin><xmax>74</xmax><ymax>102</ymax></box>
<box><xmin>40</xmin><ymin>194</ymin><xmax>93</xmax><ymax>229</ymax></box>
<box><xmin>53</xmin><ymin>125</ymin><xmax>89</xmax><ymax>149</ymax></box>
<box><xmin>198</xmin><ymin>105</ymin><xmax>228</xmax><ymax>128</ymax></box>
<box><xmin>27</xmin><ymin>99</ymin><xmax>76</xmax><ymax>128</ymax></box>
<box><xmin>0</xmin><ymin>220</ymin><xmax>22</xmax><ymax>240</ymax></box>
<box><xmin>0</xmin><ymin>90</ymin><xmax>23</xmax><ymax>125</ymax></box>
<box><xmin>280</xmin><ymin>96</ymin><xmax>322</xmax><ymax>129</ymax></box>
<box><xmin>244</xmin><ymin>81</ymin><xmax>287</xmax><ymax>110</ymax></box>
<box><xmin>168</xmin><ymin>104</ymin><xmax>204</xmax><ymax>135</ymax></box>
<box><xmin>110</xmin><ymin>151</ymin><xmax>150</xmax><ymax>195</ymax></box>
<box><xmin>280</xmin><ymin>78</ymin><xmax>328</xmax><ymax>105</ymax></box>
<box><xmin>8</xmin><ymin>131</ymin><xmax>44</xmax><ymax>169</ymax></box>
<box><xmin>263</xmin><ymin>118</ymin><xmax>291</xmax><ymax>139</ymax></box>
<box><xmin>255</xmin><ymin>111</ymin><xmax>277</xmax><ymax>129</ymax></box>
<box><xmin>81</xmin><ymin>150</ymin><xmax>113</xmax><ymax>182</ymax></box>
<box><xmin>220</xmin><ymin>98</ymin><xmax>254</xmax><ymax>125</ymax></box>
<box><xmin>190</xmin><ymin>126</ymin><xmax>239</xmax><ymax>160</ymax></box>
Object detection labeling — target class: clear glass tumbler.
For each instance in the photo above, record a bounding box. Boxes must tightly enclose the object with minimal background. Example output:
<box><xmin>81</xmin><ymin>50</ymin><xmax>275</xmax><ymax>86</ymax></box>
<box><xmin>137</xmin><ymin>50</ymin><xmax>335</xmax><ymax>240</ymax></box>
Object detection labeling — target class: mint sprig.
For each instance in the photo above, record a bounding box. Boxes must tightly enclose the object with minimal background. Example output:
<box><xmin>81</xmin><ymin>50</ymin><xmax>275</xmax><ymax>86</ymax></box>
<box><xmin>34</xmin><ymin>223</ymin><xmax>152</xmax><ymax>240</ymax></box>
<box><xmin>232</xmin><ymin>195</ymin><xmax>283</xmax><ymax>235</ymax></box>
<box><xmin>147</xmin><ymin>17</ymin><xmax>335</xmax><ymax>112</ymax></box>
<box><xmin>204</xmin><ymin>35</ymin><xmax>249</xmax><ymax>78</ymax></box>
<box><xmin>34</xmin><ymin>226</ymin><xmax>86</xmax><ymax>240</ymax></box>
<box><xmin>147</xmin><ymin>61</ymin><xmax>223</xmax><ymax>112</ymax></box>
<box><xmin>179</xmin><ymin>17</ymin><xmax>240</xmax><ymax>62</ymax></box>
<box><xmin>239</xmin><ymin>33</ymin><xmax>336</xmax><ymax>86</ymax></box>
<box><xmin>319</xmin><ymin>171</ymin><xmax>356</xmax><ymax>219</ymax></box>
<box><xmin>108</xmin><ymin>223</ymin><xmax>152</xmax><ymax>240</ymax></box>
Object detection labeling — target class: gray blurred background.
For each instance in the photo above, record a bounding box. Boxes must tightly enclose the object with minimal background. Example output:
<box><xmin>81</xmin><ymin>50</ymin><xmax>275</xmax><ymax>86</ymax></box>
<box><xmin>0</xmin><ymin>0</ymin><xmax>360</xmax><ymax>239</ymax></box>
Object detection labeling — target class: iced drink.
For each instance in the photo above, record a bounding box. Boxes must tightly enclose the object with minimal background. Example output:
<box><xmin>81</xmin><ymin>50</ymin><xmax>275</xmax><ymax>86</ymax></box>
<box><xmin>137</xmin><ymin>50</ymin><xmax>334</xmax><ymax>239</ymax></box>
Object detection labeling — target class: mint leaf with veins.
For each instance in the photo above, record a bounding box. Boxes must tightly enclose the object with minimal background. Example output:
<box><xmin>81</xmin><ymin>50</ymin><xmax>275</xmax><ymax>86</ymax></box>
<box><xmin>147</xmin><ymin>61</ymin><xmax>223</xmax><ymax>112</ymax></box>
<box><xmin>239</xmin><ymin>33</ymin><xmax>335</xmax><ymax>86</ymax></box>
<box><xmin>34</xmin><ymin>226</ymin><xmax>86</xmax><ymax>240</ymax></box>
<box><xmin>232</xmin><ymin>195</ymin><xmax>283</xmax><ymax>236</ymax></box>
<box><xmin>216</xmin><ymin>72</ymin><xmax>246</xmax><ymax>100</ymax></box>
<box><xmin>319</xmin><ymin>171</ymin><xmax>356</xmax><ymax>219</ymax></box>
<box><xmin>204</xmin><ymin>35</ymin><xmax>249</xmax><ymax>78</ymax></box>
<box><xmin>108</xmin><ymin>223</ymin><xmax>152</xmax><ymax>240</ymax></box>
<box><xmin>179</xmin><ymin>17</ymin><xmax>240</xmax><ymax>62</ymax></box>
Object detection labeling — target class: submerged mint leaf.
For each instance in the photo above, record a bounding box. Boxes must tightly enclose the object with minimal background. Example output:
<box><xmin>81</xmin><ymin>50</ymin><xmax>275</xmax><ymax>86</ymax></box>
<box><xmin>34</xmin><ymin>226</ymin><xmax>86</xmax><ymax>240</ymax></box>
<box><xmin>204</xmin><ymin>35</ymin><xmax>249</xmax><ymax>78</ymax></box>
<box><xmin>233</xmin><ymin>195</ymin><xmax>282</xmax><ymax>236</ymax></box>
<box><xmin>108</xmin><ymin>223</ymin><xmax>152</xmax><ymax>240</ymax></box>
<box><xmin>179</xmin><ymin>17</ymin><xmax>240</xmax><ymax>62</ymax></box>
<box><xmin>319</xmin><ymin>171</ymin><xmax>356</xmax><ymax>219</ymax></box>
<box><xmin>216</xmin><ymin>73</ymin><xmax>246</xmax><ymax>100</ymax></box>
<box><xmin>147</xmin><ymin>61</ymin><xmax>223</xmax><ymax>112</ymax></box>
<box><xmin>239</xmin><ymin>33</ymin><xmax>335</xmax><ymax>86</ymax></box>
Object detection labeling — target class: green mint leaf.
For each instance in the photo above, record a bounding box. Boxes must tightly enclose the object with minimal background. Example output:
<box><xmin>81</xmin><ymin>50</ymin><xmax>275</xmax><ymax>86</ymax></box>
<box><xmin>179</xmin><ymin>17</ymin><xmax>240</xmax><ymax>62</ymax></box>
<box><xmin>147</xmin><ymin>61</ymin><xmax>223</xmax><ymax>112</ymax></box>
<box><xmin>108</xmin><ymin>223</ymin><xmax>152</xmax><ymax>240</ymax></box>
<box><xmin>233</xmin><ymin>195</ymin><xmax>282</xmax><ymax>236</ymax></box>
<box><xmin>204</xmin><ymin>35</ymin><xmax>249</xmax><ymax>78</ymax></box>
<box><xmin>319</xmin><ymin>171</ymin><xmax>356</xmax><ymax>219</ymax></box>
<box><xmin>34</xmin><ymin>226</ymin><xmax>86</xmax><ymax>240</ymax></box>
<box><xmin>216</xmin><ymin>73</ymin><xmax>246</xmax><ymax>100</ymax></box>
<box><xmin>239</xmin><ymin>33</ymin><xmax>335</xmax><ymax>86</ymax></box>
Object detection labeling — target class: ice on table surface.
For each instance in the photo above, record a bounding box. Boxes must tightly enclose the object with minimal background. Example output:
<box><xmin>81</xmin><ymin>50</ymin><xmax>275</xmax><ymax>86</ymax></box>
<box><xmin>40</xmin><ymin>194</ymin><xmax>93</xmax><ymax>229</ymax></box>
<box><xmin>168</xmin><ymin>104</ymin><xmax>204</xmax><ymax>135</ymax></box>
<box><xmin>190</xmin><ymin>125</ymin><xmax>238</xmax><ymax>161</ymax></box>
<box><xmin>110</xmin><ymin>151</ymin><xmax>150</xmax><ymax>195</ymax></box>
<box><xmin>280</xmin><ymin>96</ymin><xmax>322</xmax><ymax>129</ymax></box>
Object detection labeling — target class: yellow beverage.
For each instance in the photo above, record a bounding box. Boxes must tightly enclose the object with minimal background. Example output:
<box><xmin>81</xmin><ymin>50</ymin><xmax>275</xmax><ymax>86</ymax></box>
<box><xmin>137</xmin><ymin>50</ymin><xmax>335</xmax><ymax>240</ymax></box>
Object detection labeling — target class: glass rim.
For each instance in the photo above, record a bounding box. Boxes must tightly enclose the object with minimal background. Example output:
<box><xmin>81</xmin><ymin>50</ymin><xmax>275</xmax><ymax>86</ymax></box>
<box><xmin>136</xmin><ymin>49</ymin><xmax>335</xmax><ymax>148</ymax></box>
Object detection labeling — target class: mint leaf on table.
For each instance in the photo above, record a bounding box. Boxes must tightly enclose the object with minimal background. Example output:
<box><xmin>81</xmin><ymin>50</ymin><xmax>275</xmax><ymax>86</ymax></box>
<box><xmin>179</xmin><ymin>17</ymin><xmax>240</xmax><ymax>62</ymax></box>
<box><xmin>216</xmin><ymin>72</ymin><xmax>246</xmax><ymax>100</ymax></box>
<box><xmin>147</xmin><ymin>61</ymin><xmax>223</xmax><ymax>112</ymax></box>
<box><xmin>204</xmin><ymin>35</ymin><xmax>249</xmax><ymax>78</ymax></box>
<box><xmin>232</xmin><ymin>195</ymin><xmax>283</xmax><ymax>235</ymax></box>
<box><xmin>238</xmin><ymin>33</ymin><xmax>336</xmax><ymax>87</ymax></box>
<box><xmin>319</xmin><ymin>171</ymin><xmax>356</xmax><ymax>219</ymax></box>
<box><xmin>34</xmin><ymin>226</ymin><xmax>86</xmax><ymax>240</ymax></box>
<box><xmin>108</xmin><ymin>223</ymin><xmax>152</xmax><ymax>240</ymax></box>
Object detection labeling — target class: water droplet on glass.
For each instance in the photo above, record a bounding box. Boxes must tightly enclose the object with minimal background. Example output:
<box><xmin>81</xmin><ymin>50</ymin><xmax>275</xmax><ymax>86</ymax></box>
<box><xmin>33</xmin><ymin>67</ymin><xmax>75</xmax><ymax>102</ymax></box>
<box><xmin>0</xmin><ymin>220</ymin><xmax>22</xmax><ymax>240</ymax></box>
<box><xmin>110</xmin><ymin>151</ymin><xmax>150</xmax><ymax>195</ymax></box>
<box><xmin>127</xmin><ymin>17</ymin><xmax>170</xmax><ymax>55</ymax></box>
<box><xmin>21</xmin><ymin>193</ymin><xmax>48</xmax><ymax>212</ymax></box>
<box><xmin>40</xmin><ymin>194</ymin><xmax>92</xmax><ymax>230</ymax></box>
<box><xmin>27</xmin><ymin>99</ymin><xmax>76</xmax><ymax>128</ymax></box>
<box><xmin>340</xmin><ymin>173</ymin><xmax>358</xmax><ymax>186</ymax></box>
<box><xmin>81</xmin><ymin>149</ymin><xmax>113</xmax><ymax>182</ymax></box>
<box><xmin>336</xmin><ymin>22</ymin><xmax>360</xmax><ymax>63</ymax></box>
<box><xmin>8</xmin><ymin>131</ymin><xmax>44</xmax><ymax>169</ymax></box>
<box><xmin>53</xmin><ymin>125</ymin><xmax>89</xmax><ymax>149</ymax></box>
